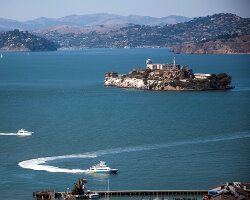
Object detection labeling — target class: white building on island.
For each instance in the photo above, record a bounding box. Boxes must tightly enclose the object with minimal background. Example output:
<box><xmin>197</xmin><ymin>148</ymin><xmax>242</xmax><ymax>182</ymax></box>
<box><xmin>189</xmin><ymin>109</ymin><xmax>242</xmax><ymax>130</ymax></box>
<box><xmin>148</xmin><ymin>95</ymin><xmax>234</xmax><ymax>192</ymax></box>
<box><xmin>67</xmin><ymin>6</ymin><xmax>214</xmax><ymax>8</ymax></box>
<box><xmin>146</xmin><ymin>57</ymin><xmax>180</xmax><ymax>71</ymax></box>
<box><xmin>194</xmin><ymin>73</ymin><xmax>212</xmax><ymax>79</ymax></box>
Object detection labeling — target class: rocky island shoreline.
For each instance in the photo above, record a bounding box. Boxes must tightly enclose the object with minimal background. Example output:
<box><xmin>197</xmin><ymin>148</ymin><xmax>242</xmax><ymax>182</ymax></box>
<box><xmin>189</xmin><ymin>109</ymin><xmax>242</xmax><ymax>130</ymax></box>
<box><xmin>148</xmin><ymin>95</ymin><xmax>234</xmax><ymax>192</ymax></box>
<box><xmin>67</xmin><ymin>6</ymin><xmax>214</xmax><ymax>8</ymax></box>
<box><xmin>104</xmin><ymin>58</ymin><xmax>233</xmax><ymax>91</ymax></box>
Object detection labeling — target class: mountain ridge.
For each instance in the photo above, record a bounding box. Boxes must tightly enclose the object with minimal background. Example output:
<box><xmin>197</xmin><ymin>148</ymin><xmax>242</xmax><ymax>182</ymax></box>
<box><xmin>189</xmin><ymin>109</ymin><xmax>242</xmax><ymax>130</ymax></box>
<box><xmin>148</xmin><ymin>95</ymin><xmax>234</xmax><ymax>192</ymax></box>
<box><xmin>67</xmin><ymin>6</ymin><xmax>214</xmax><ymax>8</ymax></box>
<box><xmin>0</xmin><ymin>13</ymin><xmax>190</xmax><ymax>31</ymax></box>
<box><xmin>34</xmin><ymin>13</ymin><xmax>250</xmax><ymax>50</ymax></box>
<box><xmin>0</xmin><ymin>13</ymin><xmax>249</xmax><ymax>53</ymax></box>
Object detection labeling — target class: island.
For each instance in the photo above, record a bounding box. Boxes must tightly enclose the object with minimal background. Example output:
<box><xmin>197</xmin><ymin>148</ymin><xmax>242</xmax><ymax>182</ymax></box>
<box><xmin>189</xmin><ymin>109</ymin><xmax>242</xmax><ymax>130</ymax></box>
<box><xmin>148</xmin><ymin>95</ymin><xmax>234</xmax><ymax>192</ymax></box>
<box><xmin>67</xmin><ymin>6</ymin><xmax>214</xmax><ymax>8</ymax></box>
<box><xmin>0</xmin><ymin>29</ymin><xmax>59</xmax><ymax>51</ymax></box>
<box><xmin>104</xmin><ymin>58</ymin><xmax>233</xmax><ymax>91</ymax></box>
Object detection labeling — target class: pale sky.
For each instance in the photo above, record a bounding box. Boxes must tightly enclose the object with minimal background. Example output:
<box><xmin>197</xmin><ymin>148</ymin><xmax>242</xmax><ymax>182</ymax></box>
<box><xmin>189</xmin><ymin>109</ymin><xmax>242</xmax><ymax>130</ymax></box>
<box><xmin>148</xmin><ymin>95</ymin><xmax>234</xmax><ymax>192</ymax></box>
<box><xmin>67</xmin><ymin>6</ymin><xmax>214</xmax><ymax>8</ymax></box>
<box><xmin>1</xmin><ymin>0</ymin><xmax>250</xmax><ymax>21</ymax></box>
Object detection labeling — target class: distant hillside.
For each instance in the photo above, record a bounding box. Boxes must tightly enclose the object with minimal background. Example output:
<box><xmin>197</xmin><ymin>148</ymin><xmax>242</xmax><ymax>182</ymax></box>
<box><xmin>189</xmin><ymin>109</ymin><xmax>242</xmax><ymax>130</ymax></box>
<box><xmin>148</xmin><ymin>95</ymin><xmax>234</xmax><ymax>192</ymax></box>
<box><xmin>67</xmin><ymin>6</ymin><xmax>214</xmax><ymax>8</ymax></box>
<box><xmin>170</xmin><ymin>34</ymin><xmax>250</xmax><ymax>54</ymax></box>
<box><xmin>0</xmin><ymin>29</ymin><xmax>59</xmax><ymax>51</ymax></box>
<box><xmin>1</xmin><ymin>13</ymin><xmax>249</xmax><ymax>52</ymax></box>
<box><xmin>0</xmin><ymin>13</ymin><xmax>190</xmax><ymax>31</ymax></box>
<box><xmin>34</xmin><ymin>24</ymin><xmax>130</xmax><ymax>35</ymax></box>
<box><xmin>34</xmin><ymin>13</ymin><xmax>250</xmax><ymax>49</ymax></box>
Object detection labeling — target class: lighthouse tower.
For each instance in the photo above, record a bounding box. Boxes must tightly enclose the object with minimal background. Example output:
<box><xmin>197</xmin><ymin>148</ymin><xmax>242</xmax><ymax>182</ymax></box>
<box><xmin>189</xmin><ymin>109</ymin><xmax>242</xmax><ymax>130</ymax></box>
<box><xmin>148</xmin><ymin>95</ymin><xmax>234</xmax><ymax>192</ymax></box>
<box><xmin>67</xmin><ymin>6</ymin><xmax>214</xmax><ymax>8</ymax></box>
<box><xmin>173</xmin><ymin>57</ymin><xmax>176</xmax><ymax>67</ymax></box>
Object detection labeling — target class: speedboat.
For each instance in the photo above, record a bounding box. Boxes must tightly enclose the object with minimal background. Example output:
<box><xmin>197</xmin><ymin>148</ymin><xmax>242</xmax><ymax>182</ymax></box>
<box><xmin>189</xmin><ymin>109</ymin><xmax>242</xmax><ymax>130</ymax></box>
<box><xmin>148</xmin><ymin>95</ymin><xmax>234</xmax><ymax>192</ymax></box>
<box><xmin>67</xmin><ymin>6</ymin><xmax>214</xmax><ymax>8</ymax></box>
<box><xmin>73</xmin><ymin>193</ymin><xmax>100</xmax><ymax>199</ymax></box>
<box><xmin>17</xmin><ymin>129</ymin><xmax>33</xmax><ymax>136</ymax></box>
<box><xmin>85</xmin><ymin>161</ymin><xmax>118</xmax><ymax>174</ymax></box>
<box><xmin>86</xmin><ymin>191</ymin><xmax>100</xmax><ymax>199</ymax></box>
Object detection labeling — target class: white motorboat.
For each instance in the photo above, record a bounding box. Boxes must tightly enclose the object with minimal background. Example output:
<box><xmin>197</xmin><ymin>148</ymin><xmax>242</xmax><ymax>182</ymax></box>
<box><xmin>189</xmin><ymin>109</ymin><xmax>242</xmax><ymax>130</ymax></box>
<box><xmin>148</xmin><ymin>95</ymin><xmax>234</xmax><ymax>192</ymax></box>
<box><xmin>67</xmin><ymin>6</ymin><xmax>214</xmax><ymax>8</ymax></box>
<box><xmin>86</xmin><ymin>191</ymin><xmax>100</xmax><ymax>199</ymax></box>
<box><xmin>17</xmin><ymin>129</ymin><xmax>33</xmax><ymax>136</ymax></box>
<box><xmin>85</xmin><ymin>161</ymin><xmax>118</xmax><ymax>174</ymax></box>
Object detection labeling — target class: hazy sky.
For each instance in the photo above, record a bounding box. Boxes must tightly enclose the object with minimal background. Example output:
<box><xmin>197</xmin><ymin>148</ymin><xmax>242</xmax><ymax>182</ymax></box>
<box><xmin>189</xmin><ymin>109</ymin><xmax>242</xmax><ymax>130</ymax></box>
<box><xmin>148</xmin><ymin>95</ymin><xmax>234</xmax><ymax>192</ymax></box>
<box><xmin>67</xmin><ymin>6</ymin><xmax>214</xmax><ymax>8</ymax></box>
<box><xmin>1</xmin><ymin>0</ymin><xmax>250</xmax><ymax>21</ymax></box>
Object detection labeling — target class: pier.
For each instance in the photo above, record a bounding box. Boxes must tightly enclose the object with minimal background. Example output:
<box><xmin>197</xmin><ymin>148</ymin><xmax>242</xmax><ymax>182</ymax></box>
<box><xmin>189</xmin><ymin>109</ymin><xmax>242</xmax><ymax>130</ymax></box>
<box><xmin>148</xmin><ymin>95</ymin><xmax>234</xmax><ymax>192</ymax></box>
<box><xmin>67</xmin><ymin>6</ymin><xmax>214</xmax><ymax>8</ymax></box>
<box><xmin>88</xmin><ymin>190</ymin><xmax>207</xmax><ymax>197</ymax></box>
<box><xmin>34</xmin><ymin>181</ymin><xmax>250</xmax><ymax>199</ymax></box>
<box><xmin>54</xmin><ymin>190</ymin><xmax>207</xmax><ymax>199</ymax></box>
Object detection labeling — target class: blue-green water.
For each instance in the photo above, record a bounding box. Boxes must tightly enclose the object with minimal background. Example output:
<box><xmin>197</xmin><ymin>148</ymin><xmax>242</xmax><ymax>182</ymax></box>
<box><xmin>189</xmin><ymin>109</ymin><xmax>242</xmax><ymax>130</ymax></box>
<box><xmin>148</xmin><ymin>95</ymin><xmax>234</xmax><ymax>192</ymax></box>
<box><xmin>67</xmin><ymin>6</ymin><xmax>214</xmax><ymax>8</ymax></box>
<box><xmin>0</xmin><ymin>48</ymin><xmax>249</xmax><ymax>200</ymax></box>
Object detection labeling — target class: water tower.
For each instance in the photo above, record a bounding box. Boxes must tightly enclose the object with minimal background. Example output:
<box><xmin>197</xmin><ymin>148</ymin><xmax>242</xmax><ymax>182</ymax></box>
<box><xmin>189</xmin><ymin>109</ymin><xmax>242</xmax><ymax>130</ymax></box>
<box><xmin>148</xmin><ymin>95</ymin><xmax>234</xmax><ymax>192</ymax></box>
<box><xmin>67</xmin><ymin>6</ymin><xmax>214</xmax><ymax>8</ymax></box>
<box><xmin>146</xmin><ymin>59</ymin><xmax>152</xmax><ymax>64</ymax></box>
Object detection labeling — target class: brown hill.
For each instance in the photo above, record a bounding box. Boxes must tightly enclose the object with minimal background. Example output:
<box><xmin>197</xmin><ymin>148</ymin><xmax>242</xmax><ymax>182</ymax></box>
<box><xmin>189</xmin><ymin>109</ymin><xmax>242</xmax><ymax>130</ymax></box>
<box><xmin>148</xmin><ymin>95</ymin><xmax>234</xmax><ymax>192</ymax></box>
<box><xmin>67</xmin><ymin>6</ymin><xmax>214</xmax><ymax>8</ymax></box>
<box><xmin>170</xmin><ymin>34</ymin><xmax>250</xmax><ymax>54</ymax></box>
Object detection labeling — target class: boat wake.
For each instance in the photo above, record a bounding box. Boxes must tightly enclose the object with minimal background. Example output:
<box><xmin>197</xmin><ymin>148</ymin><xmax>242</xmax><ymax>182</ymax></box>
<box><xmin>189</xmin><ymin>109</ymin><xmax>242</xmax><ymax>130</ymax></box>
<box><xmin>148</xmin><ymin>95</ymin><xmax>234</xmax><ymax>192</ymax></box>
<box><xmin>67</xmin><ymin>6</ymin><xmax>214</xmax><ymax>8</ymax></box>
<box><xmin>0</xmin><ymin>133</ymin><xmax>18</xmax><ymax>136</ymax></box>
<box><xmin>0</xmin><ymin>129</ymin><xmax>33</xmax><ymax>136</ymax></box>
<box><xmin>19</xmin><ymin>154</ymin><xmax>97</xmax><ymax>173</ymax></box>
<box><xmin>18</xmin><ymin>131</ymin><xmax>250</xmax><ymax>174</ymax></box>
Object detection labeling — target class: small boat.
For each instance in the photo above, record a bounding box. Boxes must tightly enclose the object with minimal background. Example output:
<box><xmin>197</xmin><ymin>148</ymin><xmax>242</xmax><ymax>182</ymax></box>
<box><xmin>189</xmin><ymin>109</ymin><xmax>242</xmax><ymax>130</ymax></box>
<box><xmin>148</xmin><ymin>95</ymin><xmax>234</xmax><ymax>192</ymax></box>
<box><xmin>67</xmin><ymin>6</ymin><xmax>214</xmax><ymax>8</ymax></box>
<box><xmin>17</xmin><ymin>129</ymin><xmax>33</xmax><ymax>136</ymax></box>
<box><xmin>86</xmin><ymin>191</ymin><xmax>100</xmax><ymax>199</ymax></box>
<box><xmin>73</xmin><ymin>193</ymin><xmax>100</xmax><ymax>199</ymax></box>
<box><xmin>0</xmin><ymin>54</ymin><xmax>3</xmax><ymax>59</ymax></box>
<box><xmin>85</xmin><ymin>161</ymin><xmax>118</xmax><ymax>174</ymax></box>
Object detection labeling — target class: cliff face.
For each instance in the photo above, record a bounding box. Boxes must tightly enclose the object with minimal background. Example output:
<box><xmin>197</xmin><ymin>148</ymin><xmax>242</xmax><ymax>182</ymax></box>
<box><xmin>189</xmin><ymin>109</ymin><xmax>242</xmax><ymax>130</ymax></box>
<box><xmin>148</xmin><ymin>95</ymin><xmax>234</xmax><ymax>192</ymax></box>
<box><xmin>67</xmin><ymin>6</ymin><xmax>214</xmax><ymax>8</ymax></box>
<box><xmin>104</xmin><ymin>77</ymin><xmax>208</xmax><ymax>91</ymax></box>
<box><xmin>170</xmin><ymin>34</ymin><xmax>250</xmax><ymax>54</ymax></box>
<box><xmin>105</xmin><ymin>77</ymin><xmax>193</xmax><ymax>91</ymax></box>
<box><xmin>104</xmin><ymin>76</ymin><xmax>232</xmax><ymax>91</ymax></box>
<box><xmin>104</xmin><ymin>77</ymin><xmax>148</xmax><ymax>90</ymax></box>
<box><xmin>104</xmin><ymin>77</ymin><xmax>181</xmax><ymax>91</ymax></box>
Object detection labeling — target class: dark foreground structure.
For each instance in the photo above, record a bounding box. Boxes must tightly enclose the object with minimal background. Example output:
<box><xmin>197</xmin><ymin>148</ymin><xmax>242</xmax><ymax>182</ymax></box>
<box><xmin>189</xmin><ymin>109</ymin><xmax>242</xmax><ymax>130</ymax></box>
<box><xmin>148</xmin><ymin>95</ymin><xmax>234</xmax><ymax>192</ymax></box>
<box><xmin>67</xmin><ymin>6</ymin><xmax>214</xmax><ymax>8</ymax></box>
<box><xmin>34</xmin><ymin>181</ymin><xmax>250</xmax><ymax>200</ymax></box>
<box><xmin>204</xmin><ymin>182</ymin><xmax>250</xmax><ymax>200</ymax></box>
<box><xmin>92</xmin><ymin>189</ymin><xmax>206</xmax><ymax>198</ymax></box>
<box><xmin>34</xmin><ymin>189</ymin><xmax>206</xmax><ymax>199</ymax></box>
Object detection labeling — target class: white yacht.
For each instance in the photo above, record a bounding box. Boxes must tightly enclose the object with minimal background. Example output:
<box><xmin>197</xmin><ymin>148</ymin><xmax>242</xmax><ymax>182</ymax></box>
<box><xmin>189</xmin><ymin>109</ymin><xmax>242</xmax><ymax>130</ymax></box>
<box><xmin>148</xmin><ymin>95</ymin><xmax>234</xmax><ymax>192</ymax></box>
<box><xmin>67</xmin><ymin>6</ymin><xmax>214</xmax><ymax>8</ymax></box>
<box><xmin>86</xmin><ymin>191</ymin><xmax>100</xmax><ymax>199</ymax></box>
<box><xmin>17</xmin><ymin>129</ymin><xmax>33</xmax><ymax>136</ymax></box>
<box><xmin>85</xmin><ymin>161</ymin><xmax>118</xmax><ymax>174</ymax></box>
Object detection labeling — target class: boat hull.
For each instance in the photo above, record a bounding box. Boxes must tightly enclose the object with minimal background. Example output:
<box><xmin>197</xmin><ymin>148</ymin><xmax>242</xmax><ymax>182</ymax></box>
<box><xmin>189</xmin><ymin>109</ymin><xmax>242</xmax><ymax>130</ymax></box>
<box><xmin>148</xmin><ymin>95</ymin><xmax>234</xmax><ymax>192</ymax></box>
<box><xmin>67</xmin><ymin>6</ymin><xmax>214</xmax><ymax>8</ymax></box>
<box><xmin>85</xmin><ymin>169</ymin><xmax>118</xmax><ymax>174</ymax></box>
<box><xmin>17</xmin><ymin>133</ymin><xmax>32</xmax><ymax>136</ymax></box>
<box><xmin>74</xmin><ymin>194</ymin><xmax>100</xmax><ymax>199</ymax></box>
<box><xmin>17</xmin><ymin>132</ymin><xmax>33</xmax><ymax>136</ymax></box>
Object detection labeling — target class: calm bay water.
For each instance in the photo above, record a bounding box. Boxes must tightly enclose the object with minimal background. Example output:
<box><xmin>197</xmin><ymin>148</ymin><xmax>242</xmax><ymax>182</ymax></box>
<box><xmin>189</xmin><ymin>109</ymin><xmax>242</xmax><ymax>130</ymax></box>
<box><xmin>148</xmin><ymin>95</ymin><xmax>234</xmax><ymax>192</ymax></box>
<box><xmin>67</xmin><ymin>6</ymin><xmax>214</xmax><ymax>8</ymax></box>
<box><xmin>0</xmin><ymin>48</ymin><xmax>249</xmax><ymax>199</ymax></box>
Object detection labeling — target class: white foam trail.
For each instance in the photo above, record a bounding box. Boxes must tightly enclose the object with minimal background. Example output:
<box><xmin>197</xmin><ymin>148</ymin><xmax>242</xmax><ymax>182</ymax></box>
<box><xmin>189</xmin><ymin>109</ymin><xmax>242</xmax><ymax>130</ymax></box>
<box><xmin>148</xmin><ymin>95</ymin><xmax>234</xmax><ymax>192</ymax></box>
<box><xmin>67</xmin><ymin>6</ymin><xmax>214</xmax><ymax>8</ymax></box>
<box><xmin>0</xmin><ymin>133</ymin><xmax>18</xmax><ymax>136</ymax></box>
<box><xmin>19</xmin><ymin>154</ymin><xmax>97</xmax><ymax>173</ymax></box>
<box><xmin>18</xmin><ymin>132</ymin><xmax>250</xmax><ymax>174</ymax></box>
